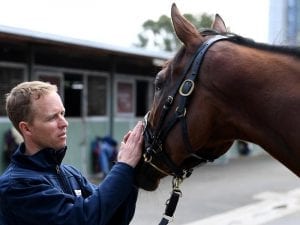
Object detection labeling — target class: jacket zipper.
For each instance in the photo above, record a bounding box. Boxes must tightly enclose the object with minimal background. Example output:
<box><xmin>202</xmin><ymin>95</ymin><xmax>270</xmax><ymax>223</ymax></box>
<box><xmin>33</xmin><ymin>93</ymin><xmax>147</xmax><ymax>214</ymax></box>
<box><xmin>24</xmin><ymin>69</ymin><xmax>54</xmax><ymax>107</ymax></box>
<box><xmin>56</xmin><ymin>165</ymin><xmax>73</xmax><ymax>194</ymax></box>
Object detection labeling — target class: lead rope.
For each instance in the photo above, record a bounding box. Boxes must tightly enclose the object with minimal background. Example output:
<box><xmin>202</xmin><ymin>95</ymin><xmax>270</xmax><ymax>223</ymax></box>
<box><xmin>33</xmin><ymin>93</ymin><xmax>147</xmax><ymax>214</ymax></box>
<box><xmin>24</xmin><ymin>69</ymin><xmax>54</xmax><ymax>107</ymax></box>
<box><xmin>158</xmin><ymin>177</ymin><xmax>183</xmax><ymax>225</ymax></box>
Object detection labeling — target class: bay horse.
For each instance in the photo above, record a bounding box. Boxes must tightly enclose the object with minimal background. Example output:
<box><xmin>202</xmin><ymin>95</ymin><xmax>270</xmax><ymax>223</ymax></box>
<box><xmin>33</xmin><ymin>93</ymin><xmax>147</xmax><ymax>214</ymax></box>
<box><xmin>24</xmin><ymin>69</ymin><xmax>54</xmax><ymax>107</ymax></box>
<box><xmin>135</xmin><ymin>3</ymin><xmax>300</xmax><ymax>192</ymax></box>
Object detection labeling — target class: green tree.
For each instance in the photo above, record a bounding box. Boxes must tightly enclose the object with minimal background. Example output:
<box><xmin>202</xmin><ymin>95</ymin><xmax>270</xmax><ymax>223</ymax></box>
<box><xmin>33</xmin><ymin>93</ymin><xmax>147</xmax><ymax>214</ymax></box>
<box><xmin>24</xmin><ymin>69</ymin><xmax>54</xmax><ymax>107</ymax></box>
<box><xmin>134</xmin><ymin>13</ymin><xmax>213</xmax><ymax>52</ymax></box>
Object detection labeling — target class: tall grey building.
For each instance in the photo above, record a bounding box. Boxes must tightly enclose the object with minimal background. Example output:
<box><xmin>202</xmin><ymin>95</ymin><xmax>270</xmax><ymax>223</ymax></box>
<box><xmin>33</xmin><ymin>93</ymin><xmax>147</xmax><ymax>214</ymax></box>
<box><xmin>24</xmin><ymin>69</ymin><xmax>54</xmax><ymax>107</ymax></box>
<box><xmin>269</xmin><ymin>0</ymin><xmax>300</xmax><ymax>45</ymax></box>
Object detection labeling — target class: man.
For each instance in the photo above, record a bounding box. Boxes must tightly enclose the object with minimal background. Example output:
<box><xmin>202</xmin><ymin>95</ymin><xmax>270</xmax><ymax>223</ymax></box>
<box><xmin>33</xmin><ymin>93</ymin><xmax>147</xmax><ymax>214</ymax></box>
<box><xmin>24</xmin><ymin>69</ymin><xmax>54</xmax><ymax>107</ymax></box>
<box><xmin>0</xmin><ymin>81</ymin><xmax>144</xmax><ymax>225</ymax></box>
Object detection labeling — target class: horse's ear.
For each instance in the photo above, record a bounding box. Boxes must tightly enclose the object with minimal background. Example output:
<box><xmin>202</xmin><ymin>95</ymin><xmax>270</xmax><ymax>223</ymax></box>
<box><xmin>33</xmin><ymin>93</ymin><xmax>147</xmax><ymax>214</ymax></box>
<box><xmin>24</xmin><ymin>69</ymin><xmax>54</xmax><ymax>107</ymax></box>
<box><xmin>212</xmin><ymin>14</ymin><xmax>227</xmax><ymax>33</ymax></box>
<box><xmin>171</xmin><ymin>3</ymin><xmax>201</xmax><ymax>46</ymax></box>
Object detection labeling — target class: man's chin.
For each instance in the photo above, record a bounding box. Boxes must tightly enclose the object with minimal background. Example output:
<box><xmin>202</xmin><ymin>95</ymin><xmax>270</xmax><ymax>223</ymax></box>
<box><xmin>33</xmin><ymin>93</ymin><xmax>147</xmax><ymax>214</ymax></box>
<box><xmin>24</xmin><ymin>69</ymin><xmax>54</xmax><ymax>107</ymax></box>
<box><xmin>54</xmin><ymin>144</ymin><xmax>67</xmax><ymax>151</ymax></box>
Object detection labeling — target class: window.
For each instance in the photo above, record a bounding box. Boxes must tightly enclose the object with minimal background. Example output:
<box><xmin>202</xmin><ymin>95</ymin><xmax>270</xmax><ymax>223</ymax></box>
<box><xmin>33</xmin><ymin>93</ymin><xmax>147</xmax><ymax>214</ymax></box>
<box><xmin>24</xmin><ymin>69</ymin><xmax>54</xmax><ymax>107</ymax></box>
<box><xmin>64</xmin><ymin>73</ymin><xmax>83</xmax><ymax>117</ymax></box>
<box><xmin>115</xmin><ymin>78</ymin><xmax>153</xmax><ymax>117</ymax></box>
<box><xmin>38</xmin><ymin>72</ymin><xmax>63</xmax><ymax>96</ymax></box>
<box><xmin>116</xmin><ymin>81</ymin><xmax>134</xmax><ymax>115</ymax></box>
<box><xmin>88</xmin><ymin>75</ymin><xmax>107</xmax><ymax>116</ymax></box>
<box><xmin>0</xmin><ymin>66</ymin><xmax>24</xmax><ymax>116</ymax></box>
<box><xmin>136</xmin><ymin>80</ymin><xmax>151</xmax><ymax>117</ymax></box>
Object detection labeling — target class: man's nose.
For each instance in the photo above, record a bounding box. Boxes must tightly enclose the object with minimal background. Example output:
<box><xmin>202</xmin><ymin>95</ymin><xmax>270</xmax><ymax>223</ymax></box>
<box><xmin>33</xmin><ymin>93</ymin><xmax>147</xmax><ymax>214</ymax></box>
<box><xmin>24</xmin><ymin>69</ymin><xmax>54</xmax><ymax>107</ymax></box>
<box><xmin>59</xmin><ymin>115</ymin><xmax>68</xmax><ymax>127</ymax></box>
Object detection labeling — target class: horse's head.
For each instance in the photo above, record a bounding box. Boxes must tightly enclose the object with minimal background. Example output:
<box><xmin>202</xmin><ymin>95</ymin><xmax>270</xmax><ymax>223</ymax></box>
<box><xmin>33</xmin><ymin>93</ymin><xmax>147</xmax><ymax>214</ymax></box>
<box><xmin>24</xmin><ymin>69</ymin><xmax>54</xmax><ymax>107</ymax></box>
<box><xmin>135</xmin><ymin>3</ymin><xmax>234</xmax><ymax>191</ymax></box>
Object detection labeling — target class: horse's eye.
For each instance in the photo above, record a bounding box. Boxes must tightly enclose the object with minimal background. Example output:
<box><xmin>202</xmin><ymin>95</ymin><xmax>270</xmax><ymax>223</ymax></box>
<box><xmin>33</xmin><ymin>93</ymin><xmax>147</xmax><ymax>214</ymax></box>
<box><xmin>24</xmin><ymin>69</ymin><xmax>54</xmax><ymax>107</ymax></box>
<box><xmin>154</xmin><ymin>79</ymin><xmax>163</xmax><ymax>92</ymax></box>
<box><xmin>155</xmin><ymin>84</ymin><xmax>162</xmax><ymax>92</ymax></box>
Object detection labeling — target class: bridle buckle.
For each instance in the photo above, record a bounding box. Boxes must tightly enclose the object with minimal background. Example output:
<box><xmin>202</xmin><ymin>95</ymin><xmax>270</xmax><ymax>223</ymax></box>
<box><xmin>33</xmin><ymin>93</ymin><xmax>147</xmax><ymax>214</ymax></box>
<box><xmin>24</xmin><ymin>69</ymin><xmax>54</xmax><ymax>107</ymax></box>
<box><xmin>175</xmin><ymin>107</ymin><xmax>186</xmax><ymax>117</ymax></box>
<box><xmin>179</xmin><ymin>79</ymin><xmax>195</xmax><ymax>96</ymax></box>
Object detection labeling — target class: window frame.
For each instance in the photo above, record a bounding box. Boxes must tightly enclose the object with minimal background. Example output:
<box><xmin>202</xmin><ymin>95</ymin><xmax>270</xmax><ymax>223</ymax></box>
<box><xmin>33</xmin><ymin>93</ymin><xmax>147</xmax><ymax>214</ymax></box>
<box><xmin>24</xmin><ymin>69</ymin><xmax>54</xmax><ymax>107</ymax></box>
<box><xmin>0</xmin><ymin>62</ymin><xmax>27</xmax><ymax>118</ymax></box>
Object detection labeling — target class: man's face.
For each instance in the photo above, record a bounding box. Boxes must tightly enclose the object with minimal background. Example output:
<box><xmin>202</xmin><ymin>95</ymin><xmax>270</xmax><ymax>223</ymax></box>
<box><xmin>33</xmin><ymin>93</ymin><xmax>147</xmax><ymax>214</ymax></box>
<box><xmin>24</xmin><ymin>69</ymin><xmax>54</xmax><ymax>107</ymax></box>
<box><xmin>28</xmin><ymin>91</ymin><xmax>68</xmax><ymax>151</ymax></box>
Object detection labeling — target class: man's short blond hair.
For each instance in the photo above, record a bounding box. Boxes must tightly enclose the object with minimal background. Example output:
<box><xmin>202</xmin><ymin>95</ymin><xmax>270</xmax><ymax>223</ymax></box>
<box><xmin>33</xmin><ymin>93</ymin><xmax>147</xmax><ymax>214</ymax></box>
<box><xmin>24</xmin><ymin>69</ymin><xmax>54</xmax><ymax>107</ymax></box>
<box><xmin>5</xmin><ymin>81</ymin><xmax>58</xmax><ymax>132</ymax></box>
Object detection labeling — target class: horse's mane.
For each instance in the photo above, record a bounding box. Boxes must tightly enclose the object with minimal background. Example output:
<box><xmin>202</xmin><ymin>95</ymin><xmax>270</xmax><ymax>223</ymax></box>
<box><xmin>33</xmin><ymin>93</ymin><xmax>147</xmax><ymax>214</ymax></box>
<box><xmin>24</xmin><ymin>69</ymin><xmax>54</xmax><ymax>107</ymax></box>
<box><xmin>227</xmin><ymin>34</ymin><xmax>300</xmax><ymax>58</ymax></box>
<box><xmin>199</xmin><ymin>28</ymin><xmax>300</xmax><ymax>58</ymax></box>
<box><xmin>165</xmin><ymin>29</ymin><xmax>300</xmax><ymax>75</ymax></box>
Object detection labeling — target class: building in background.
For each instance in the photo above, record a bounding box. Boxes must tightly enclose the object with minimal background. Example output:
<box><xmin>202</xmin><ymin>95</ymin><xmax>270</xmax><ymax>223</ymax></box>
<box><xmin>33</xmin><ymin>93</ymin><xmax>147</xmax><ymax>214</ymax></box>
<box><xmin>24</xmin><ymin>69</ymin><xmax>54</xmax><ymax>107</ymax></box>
<box><xmin>0</xmin><ymin>25</ymin><xmax>172</xmax><ymax>174</ymax></box>
<box><xmin>269</xmin><ymin>0</ymin><xmax>300</xmax><ymax>45</ymax></box>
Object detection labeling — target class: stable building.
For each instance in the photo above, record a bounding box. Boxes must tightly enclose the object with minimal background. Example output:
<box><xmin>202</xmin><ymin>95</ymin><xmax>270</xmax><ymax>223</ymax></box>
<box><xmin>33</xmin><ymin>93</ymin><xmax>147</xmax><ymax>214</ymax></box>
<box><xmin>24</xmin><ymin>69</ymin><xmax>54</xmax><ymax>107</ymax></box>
<box><xmin>0</xmin><ymin>25</ymin><xmax>172</xmax><ymax>174</ymax></box>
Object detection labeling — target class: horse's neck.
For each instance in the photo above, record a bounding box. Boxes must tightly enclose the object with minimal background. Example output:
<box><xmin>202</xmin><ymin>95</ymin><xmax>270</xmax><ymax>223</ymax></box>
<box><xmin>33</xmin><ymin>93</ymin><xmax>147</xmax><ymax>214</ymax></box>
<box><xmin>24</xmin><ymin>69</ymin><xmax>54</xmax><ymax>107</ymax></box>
<box><xmin>207</xmin><ymin>44</ymin><xmax>300</xmax><ymax>176</ymax></box>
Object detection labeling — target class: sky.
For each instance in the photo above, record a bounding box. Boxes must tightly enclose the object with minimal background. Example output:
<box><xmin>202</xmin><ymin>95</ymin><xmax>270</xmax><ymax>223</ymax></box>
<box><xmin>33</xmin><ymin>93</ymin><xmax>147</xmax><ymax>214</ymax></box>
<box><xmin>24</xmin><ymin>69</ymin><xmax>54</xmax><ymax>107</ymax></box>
<box><xmin>0</xmin><ymin>0</ymin><xmax>270</xmax><ymax>51</ymax></box>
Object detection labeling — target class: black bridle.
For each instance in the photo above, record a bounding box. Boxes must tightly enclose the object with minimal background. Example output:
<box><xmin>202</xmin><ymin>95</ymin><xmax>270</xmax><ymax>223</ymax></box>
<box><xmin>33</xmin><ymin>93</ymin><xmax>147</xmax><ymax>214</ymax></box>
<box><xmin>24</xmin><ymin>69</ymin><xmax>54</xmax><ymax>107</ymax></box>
<box><xmin>142</xmin><ymin>34</ymin><xmax>229</xmax><ymax>225</ymax></box>
<box><xmin>143</xmin><ymin>35</ymin><xmax>229</xmax><ymax>180</ymax></box>
<box><xmin>142</xmin><ymin>35</ymin><xmax>229</xmax><ymax>225</ymax></box>
<box><xmin>142</xmin><ymin>34</ymin><xmax>229</xmax><ymax>224</ymax></box>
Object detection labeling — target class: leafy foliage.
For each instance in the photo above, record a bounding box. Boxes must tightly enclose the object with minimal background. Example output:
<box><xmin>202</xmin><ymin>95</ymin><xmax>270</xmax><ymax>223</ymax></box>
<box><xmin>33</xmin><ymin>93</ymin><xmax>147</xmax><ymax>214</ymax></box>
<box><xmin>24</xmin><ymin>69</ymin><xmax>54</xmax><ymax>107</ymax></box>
<box><xmin>134</xmin><ymin>13</ymin><xmax>213</xmax><ymax>52</ymax></box>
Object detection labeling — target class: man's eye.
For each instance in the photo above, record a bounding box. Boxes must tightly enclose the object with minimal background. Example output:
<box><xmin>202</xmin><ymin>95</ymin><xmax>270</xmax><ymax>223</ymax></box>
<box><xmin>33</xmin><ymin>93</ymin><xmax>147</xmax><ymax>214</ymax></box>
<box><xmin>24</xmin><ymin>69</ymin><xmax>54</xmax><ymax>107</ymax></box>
<box><xmin>48</xmin><ymin>116</ymin><xmax>56</xmax><ymax>121</ymax></box>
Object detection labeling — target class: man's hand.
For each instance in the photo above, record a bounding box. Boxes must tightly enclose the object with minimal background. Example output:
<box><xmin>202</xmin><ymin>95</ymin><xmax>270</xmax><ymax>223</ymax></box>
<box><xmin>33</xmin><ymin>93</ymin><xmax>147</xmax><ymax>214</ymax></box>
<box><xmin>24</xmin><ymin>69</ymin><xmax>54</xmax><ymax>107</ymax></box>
<box><xmin>117</xmin><ymin>121</ymin><xmax>144</xmax><ymax>168</ymax></box>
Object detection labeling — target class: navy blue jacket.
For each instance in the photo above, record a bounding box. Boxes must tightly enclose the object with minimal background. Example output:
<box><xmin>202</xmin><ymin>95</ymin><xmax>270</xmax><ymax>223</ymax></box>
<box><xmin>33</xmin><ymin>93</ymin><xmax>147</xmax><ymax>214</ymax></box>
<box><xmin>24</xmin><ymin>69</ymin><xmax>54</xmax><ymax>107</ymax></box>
<box><xmin>0</xmin><ymin>143</ymin><xmax>138</xmax><ymax>225</ymax></box>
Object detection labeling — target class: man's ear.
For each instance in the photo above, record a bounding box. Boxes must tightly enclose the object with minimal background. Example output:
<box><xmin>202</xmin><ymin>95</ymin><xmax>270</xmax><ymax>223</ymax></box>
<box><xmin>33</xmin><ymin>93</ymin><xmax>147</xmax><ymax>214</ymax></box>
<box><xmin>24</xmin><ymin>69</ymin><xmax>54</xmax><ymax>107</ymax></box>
<box><xmin>19</xmin><ymin>121</ymin><xmax>31</xmax><ymax>136</ymax></box>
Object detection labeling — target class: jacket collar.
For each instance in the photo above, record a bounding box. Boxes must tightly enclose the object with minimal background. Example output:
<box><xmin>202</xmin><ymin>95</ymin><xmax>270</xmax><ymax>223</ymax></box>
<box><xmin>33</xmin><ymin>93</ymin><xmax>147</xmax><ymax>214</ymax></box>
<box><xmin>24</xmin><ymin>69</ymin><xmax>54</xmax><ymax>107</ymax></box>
<box><xmin>11</xmin><ymin>143</ymin><xmax>67</xmax><ymax>171</ymax></box>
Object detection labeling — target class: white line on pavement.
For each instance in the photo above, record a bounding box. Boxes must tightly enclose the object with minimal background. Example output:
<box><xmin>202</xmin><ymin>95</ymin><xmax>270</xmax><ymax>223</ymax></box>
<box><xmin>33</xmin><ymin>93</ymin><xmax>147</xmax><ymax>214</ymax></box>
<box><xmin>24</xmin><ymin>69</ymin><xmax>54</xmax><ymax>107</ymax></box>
<box><xmin>182</xmin><ymin>188</ymin><xmax>300</xmax><ymax>225</ymax></box>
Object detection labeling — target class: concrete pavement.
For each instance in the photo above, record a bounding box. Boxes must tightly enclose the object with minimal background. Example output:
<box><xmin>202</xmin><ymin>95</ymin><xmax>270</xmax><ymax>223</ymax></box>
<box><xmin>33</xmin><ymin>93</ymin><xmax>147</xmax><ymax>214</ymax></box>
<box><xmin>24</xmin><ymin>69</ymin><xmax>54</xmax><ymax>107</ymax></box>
<box><xmin>131</xmin><ymin>154</ymin><xmax>300</xmax><ymax>225</ymax></box>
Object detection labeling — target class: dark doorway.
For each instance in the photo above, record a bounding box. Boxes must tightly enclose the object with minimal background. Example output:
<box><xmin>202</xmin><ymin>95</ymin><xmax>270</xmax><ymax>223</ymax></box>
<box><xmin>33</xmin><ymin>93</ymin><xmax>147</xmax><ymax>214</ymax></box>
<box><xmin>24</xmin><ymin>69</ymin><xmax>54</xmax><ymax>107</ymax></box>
<box><xmin>64</xmin><ymin>73</ymin><xmax>83</xmax><ymax>117</ymax></box>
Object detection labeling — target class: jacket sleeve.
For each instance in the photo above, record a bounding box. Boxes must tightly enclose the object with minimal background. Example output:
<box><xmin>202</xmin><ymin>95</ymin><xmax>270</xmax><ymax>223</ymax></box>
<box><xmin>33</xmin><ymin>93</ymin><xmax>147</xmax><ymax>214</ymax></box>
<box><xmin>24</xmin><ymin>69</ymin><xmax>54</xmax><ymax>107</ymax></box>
<box><xmin>91</xmin><ymin>162</ymin><xmax>139</xmax><ymax>225</ymax></box>
<box><xmin>1</xmin><ymin>162</ymin><xmax>138</xmax><ymax>225</ymax></box>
